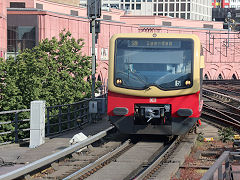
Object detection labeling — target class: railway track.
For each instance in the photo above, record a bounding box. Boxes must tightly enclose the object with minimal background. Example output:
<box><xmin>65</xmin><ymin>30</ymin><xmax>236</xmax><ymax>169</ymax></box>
<box><xmin>0</xmin><ymin>126</ymin><xmax>117</xmax><ymax>180</ymax></box>
<box><xmin>202</xmin><ymin>88</ymin><xmax>240</xmax><ymax>131</ymax></box>
<box><xmin>78</xmin><ymin>140</ymin><xmax>165</xmax><ymax>180</ymax></box>
<box><xmin>61</xmin><ymin>133</ymin><xmax>197</xmax><ymax>180</ymax></box>
<box><xmin>133</xmin><ymin>134</ymin><xmax>197</xmax><ymax>180</ymax></box>
<box><xmin>133</xmin><ymin>136</ymin><xmax>179</xmax><ymax>180</ymax></box>
<box><xmin>61</xmin><ymin>139</ymin><xmax>133</xmax><ymax>180</ymax></box>
<box><xmin>203</xmin><ymin>80</ymin><xmax>240</xmax><ymax>98</ymax></box>
<box><xmin>203</xmin><ymin>88</ymin><xmax>240</xmax><ymax>108</ymax></box>
<box><xmin>1</xmin><ymin>131</ymin><xmax>197</xmax><ymax>180</ymax></box>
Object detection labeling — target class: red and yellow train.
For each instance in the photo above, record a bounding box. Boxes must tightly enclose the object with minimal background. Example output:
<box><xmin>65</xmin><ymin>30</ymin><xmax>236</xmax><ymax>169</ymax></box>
<box><xmin>107</xmin><ymin>33</ymin><xmax>204</xmax><ymax>135</ymax></box>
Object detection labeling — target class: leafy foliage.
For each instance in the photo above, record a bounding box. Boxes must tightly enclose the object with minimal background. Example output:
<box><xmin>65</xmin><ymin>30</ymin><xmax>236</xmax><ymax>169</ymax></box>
<box><xmin>218</xmin><ymin>127</ymin><xmax>234</xmax><ymax>143</ymax></box>
<box><xmin>0</xmin><ymin>31</ymin><xmax>92</xmax><ymax>110</ymax></box>
<box><xmin>0</xmin><ymin>31</ymin><xmax>92</xmax><ymax>143</ymax></box>
<box><xmin>197</xmin><ymin>132</ymin><xmax>204</xmax><ymax>142</ymax></box>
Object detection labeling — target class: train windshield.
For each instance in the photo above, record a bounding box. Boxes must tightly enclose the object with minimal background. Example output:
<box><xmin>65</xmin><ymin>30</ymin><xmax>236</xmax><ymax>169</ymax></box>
<box><xmin>114</xmin><ymin>38</ymin><xmax>194</xmax><ymax>90</ymax></box>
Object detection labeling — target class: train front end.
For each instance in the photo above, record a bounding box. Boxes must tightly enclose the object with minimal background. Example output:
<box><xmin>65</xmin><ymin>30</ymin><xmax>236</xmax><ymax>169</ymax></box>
<box><xmin>107</xmin><ymin>33</ymin><xmax>204</xmax><ymax>135</ymax></box>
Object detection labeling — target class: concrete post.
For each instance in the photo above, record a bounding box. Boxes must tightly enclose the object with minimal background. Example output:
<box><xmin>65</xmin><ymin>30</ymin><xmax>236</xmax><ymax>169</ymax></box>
<box><xmin>29</xmin><ymin>100</ymin><xmax>45</xmax><ymax>148</ymax></box>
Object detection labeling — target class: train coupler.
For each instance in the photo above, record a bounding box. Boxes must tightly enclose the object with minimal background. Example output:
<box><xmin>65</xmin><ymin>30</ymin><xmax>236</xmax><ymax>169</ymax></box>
<box><xmin>134</xmin><ymin>104</ymin><xmax>171</xmax><ymax>125</ymax></box>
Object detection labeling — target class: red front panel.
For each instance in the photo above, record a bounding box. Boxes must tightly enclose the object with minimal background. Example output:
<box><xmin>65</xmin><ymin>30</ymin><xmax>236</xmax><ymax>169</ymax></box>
<box><xmin>108</xmin><ymin>91</ymin><xmax>200</xmax><ymax>117</ymax></box>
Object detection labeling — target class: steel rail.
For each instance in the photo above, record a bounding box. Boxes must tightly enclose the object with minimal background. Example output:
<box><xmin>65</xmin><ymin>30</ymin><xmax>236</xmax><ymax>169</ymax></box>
<box><xmin>203</xmin><ymin>104</ymin><xmax>240</xmax><ymax>124</ymax></box>
<box><xmin>63</xmin><ymin>139</ymin><xmax>131</xmax><ymax>180</ymax></box>
<box><xmin>202</xmin><ymin>105</ymin><xmax>240</xmax><ymax>129</ymax></box>
<box><xmin>0</xmin><ymin>126</ymin><xmax>114</xmax><ymax>180</ymax></box>
<box><xmin>201</xmin><ymin>116</ymin><xmax>232</xmax><ymax>131</ymax></box>
<box><xmin>221</xmin><ymin>110</ymin><xmax>240</xmax><ymax>120</ymax></box>
<box><xmin>201</xmin><ymin>111</ymin><xmax>240</xmax><ymax>129</ymax></box>
<box><xmin>203</xmin><ymin>94</ymin><xmax>240</xmax><ymax>113</ymax></box>
<box><xmin>203</xmin><ymin>88</ymin><xmax>240</xmax><ymax>104</ymax></box>
<box><xmin>203</xmin><ymin>87</ymin><xmax>240</xmax><ymax>129</ymax></box>
<box><xmin>203</xmin><ymin>85</ymin><xmax>240</xmax><ymax>98</ymax></box>
<box><xmin>134</xmin><ymin>136</ymin><xmax>179</xmax><ymax>180</ymax></box>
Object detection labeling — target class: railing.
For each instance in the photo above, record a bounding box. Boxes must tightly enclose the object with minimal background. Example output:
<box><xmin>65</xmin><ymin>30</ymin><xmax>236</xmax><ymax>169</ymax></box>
<box><xmin>0</xmin><ymin>94</ymin><xmax>107</xmax><ymax>145</ymax></box>
<box><xmin>0</xmin><ymin>109</ymin><xmax>30</xmax><ymax>145</ymax></box>
<box><xmin>201</xmin><ymin>151</ymin><xmax>240</xmax><ymax>180</ymax></box>
<box><xmin>46</xmin><ymin>94</ymin><xmax>107</xmax><ymax>137</ymax></box>
<box><xmin>46</xmin><ymin>99</ymin><xmax>90</xmax><ymax>137</ymax></box>
<box><xmin>0</xmin><ymin>94</ymin><xmax>108</xmax><ymax>144</ymax></box>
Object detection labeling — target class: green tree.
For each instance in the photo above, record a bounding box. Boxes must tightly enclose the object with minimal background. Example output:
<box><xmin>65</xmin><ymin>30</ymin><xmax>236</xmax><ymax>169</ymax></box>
<box><xmin>0</xmin><ymin>31</ymin><xmax>92</xmax><ymax>110</ymax></box>
<box><xmin>0</xmin><ymin>31</ymin><xmax>92</xmax><ymax>142</ymax></box>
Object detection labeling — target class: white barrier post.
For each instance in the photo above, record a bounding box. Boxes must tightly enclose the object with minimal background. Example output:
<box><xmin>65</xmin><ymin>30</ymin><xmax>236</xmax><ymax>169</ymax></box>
<box><xmin>29</xmin><ymin>100</ymin><xmax>45</xmax><ymax>148</ymax></box>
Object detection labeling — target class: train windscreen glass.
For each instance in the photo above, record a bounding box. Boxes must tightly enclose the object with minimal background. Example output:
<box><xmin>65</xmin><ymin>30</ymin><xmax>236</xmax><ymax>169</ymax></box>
<box><xmin>114</xmin><ymin>38</ymin><xmax>194</xmax><ymax>90</ymax></box>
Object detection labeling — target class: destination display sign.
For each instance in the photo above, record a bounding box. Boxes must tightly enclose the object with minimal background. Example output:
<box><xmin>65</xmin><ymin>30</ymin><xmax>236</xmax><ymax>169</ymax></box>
<box><xmin>128</xmin><ymin>39</ymin><xmax>181</xmax><ymax>48</ymax></box>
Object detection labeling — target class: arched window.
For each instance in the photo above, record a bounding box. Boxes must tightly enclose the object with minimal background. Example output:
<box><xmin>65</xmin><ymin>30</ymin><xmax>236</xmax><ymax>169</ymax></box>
<box><xmin>97</xmin><ymin>74</ymin><xmax>101</xmax><ymax>82</ymax></box>
<box><xmin>97</xmin><ymin>74</ymin><xmax>103</xmax><ymax>95</ymax></box>
<box><xmin>217</xmin><ymin>74</ymin><xmax>223</xmax><ymax>80</ymax></box>
<box><xmin>204</xmin><ymin>74</ymin><xmax>209</xmax><ymax>80</ymax></box>
<box><xmin>232</xmin><ymin>74</ymin><xmax>237</xmax><ymax>80</ymax></box>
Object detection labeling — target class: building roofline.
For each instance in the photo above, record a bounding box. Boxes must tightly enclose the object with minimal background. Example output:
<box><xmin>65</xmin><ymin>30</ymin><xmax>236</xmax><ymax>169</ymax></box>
<box><xmin>121</xmin><ymin>15</ymin><xmax>222</xmax><ymax>24</ymax></box>
<box><xmin>37</xmin><ymin>0</ymin><xmax>80</xmax><ymax>8</ymax></box>
<box><xmin>7</xmin><ymin>8</ymin><xmax>127</xmax><ymax>24</ymax></box>
<box><xmin>7</xmin><ymin>8</ymin><xmax>88</xmax><ymax>19</ymax></box>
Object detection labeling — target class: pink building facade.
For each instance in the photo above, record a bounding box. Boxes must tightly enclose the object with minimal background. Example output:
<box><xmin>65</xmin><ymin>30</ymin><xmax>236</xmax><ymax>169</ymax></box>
<box><xmin>34</xmin><ymin>0</ymin><xmax>126</xmax><ymax>21</ymax></box>
<box><xmin>4</xmin><ymin>0</ymin><xmax>240</xmax><ymax>81</ymax></box>
<box><xmin>6</xmin><ymin>0</ymin><xmax>125</xmax><ymax>21</ymax></box>
<box><xmin>6</xmin><ymin>0</ymin><xmax>34</xmax><ymax>8</ymax></box>
<box><xmin>7</xmin><ymin>7</ymin><xmax>138</xmax><ymax>85</ymax></box>
<box><xmin>0</xmin><ymin>0</ymin><xmax>7</xmax><ymax>58</ymax></box>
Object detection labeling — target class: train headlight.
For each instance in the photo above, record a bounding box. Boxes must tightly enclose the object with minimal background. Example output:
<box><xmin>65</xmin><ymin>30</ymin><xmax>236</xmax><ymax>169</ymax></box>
<box><xmin>185</xmin><ymin>80</ymin><xmax>191</xmax><ymax>86</ymax></box>
<box><xmin>113</xmin><ymin>107</ymin><xmax>129</xmax><ymax>116</ymax></box>
<box><xmin>116</xmin><ymin>78</ymin><xmax>123</xmax><ymax>85</ymax></box>
<box><xmin>177</xmin><ymin>108</ymin><xmax>193</xmax><ymax>117</ymax></box>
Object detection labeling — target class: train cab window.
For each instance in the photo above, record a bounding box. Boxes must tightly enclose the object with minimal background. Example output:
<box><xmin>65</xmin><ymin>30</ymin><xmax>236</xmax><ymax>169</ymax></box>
<box><xmin>114</xmin><ymin>38</ymin><xmax>193</xmax><ymax>90</ymax></box>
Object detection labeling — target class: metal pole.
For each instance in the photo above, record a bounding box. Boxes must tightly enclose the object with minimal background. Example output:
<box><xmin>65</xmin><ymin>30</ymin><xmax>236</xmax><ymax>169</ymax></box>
<box><xmin>91</xmin><ymin>18</ymin><xmax>96</xmax><ymax>101</ymax></box>
<box><xmin>208</xmin><ymin>31</ymin><xmax>211</xmax><ymax>52</ymax></box>
<box><xmin>228</xmin><ymin>22</ymin><xmax>230</xmax><ymax>47</ymax></box>
<box><xmin>47</xmin><ymin>108</ymin><xmax>50</xmax><ymax>136</ymax></box>
<box><xmin>14</xmin><ymin>113</ymin><xmax>19</xmax><ymax>143</ymax></box>
<box><xmin>227</xmin><ymin>12</ymin><xmax>231</xmax><ymax>47</ymax></box>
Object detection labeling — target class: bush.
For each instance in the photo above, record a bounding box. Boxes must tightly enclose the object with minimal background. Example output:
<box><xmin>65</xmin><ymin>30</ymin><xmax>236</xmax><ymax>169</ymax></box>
<box><xmin>0</xmin><ymin>31</ymin><xmax>92</xmax><ymax>142</ymax></box>
<box><xmin>218</xmin><ymin>127</ymin><xmax>234</xmax><ymax>143</ymax></box>
<box><xmin>0</xmin><ymin>31</ymin><xmax>92</xmax><ymax>110</ymax></box>
<box><xmin>197</xmin><ymin>132</ymin><xmax>204</xmax><ymax>142</ymax></box>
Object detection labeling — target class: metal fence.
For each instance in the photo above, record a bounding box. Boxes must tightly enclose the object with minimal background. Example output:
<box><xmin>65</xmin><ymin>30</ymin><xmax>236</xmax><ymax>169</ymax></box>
<box><xmin>0</xmin><ymin>94</ymin><xmax>107</xmax><ymax>145</ymax></box>
<box><xmin>46</xmin><ymin>99</ymin><xmax>90</xmax><ymax>137</ymax></box>
<box><xmin>201</xmin><ymin>151</ymin><xmax>240</xmax><ymax>180</ymax></box>
<box><xmin>0</xmin><ymin>109</ymin><xmax>30</xmax><ymax>145</ymax></box>
<box><xmin>46</xmin><ymin>94</ymin><xmax>107</xmax><ymax>137</ymax></box>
